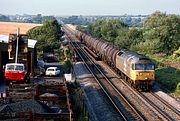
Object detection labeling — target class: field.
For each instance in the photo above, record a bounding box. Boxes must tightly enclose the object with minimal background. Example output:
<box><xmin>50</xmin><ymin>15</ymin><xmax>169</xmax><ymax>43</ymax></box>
<box><xmin>67</xmin><ymin>24</ymin><xmax>76</xmax><ymax>30</ymax></box>
<box><xmin>0</xmin><ymin>22</ymin><xmax>42</xmax><ymax>35</ymax></box>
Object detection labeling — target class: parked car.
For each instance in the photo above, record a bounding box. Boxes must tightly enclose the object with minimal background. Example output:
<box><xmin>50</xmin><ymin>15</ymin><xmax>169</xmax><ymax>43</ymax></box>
<box><xmin>45</xmin><ymin>67</ymin><xmax>60</xmax><ymax>76</ymax></box>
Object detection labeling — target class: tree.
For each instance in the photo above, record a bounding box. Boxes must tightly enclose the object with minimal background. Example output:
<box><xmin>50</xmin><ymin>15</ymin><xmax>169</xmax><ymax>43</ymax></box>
<box><xmin>63</xmin><ymin>60</ymin><xmax>72</xmax><ymax>74</ymax></box>
<box><xmin>27</xmin><ymin>19</ymin><xmax>63</xmax><ymax>53</ymax></box>
<box><xmin>115</xmin><ymin>28</ymin><xmax>143</xmax><ymax>49</ymax></box>
<box><xmin>143</xmin><ymin>11</ymin><xmax>180</xmax><ymax>54</ymax></box>
<box><xmin>63</xmin><ymin>47</ymin><xmax>71</xmax><ymax>59</ymax></box>
<box><xmin>81</xmin><ymin>19</ymin><xmax>127</xmax><ymax>43</ymax></box>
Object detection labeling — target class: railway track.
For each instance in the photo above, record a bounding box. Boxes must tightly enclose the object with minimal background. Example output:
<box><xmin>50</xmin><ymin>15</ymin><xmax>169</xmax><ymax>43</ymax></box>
<box><xmin>101</xmin><ymin>60</ymin><xmax>179</xmax><ymax>121</ymax></box>
<box><xmin>64</xmin><ymin>26</ymin><xmax>180</xmax><ymax>121</ymax></box>
<box><xmin>101</xmin><ymin>59</ymin><xmax>179</xmax><ymax>120</ymax></box>
<box><xmin>66</xmin><ymin>34</ymin><xmax>145</xmax><ymax>120</ymax></box>
<box><xmin>151</xmin><ymin>92</ymin><xmax>180</xmax><ymax>115</ymax></box>
<box><xmin>141</xmin><ymin>92</ymin><xmax>180</xmax><ymax>120</ymax></box>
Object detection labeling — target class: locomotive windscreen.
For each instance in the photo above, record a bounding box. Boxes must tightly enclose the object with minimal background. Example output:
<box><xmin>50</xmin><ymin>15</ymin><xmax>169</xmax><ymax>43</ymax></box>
<box><xmin>133</xmin><ymin>63</ymin><xmax>154</xmax><ymax>70</ymax></box>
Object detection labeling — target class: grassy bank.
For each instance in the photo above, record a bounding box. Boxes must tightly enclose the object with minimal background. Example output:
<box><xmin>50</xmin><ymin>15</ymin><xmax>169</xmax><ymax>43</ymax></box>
<box><xmin>148</xmin><ymin>54</ymin><xmax>180</xmax><ymax>98</ymax></box>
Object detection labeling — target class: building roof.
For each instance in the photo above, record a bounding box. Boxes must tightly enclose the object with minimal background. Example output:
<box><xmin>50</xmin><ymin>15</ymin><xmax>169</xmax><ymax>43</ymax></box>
<box><xmin>0</xmin><ymin>34</ymin><xmax>37</xmax><ymax>48</ymax></box>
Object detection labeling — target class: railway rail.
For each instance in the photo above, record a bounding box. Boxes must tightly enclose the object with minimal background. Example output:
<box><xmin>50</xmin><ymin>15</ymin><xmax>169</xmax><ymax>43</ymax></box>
<box><xmin>151</xmin><ymin>92</ymin><xmax>180</xmax><ymax>115</ymax></box>
<box><xmin>65</xmin><ymin>30</ymin><xmax>145</xmax><ymax>121</ymax></box>
<box><xmin>141</xmin><ymin>92</ymin><xmax>180</xmax><ymax>120</ymax></box>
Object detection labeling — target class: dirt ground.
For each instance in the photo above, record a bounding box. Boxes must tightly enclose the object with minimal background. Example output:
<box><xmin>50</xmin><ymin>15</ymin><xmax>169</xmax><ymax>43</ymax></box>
<box><xmin>163</xmin><ymin>61</ymin><xmax>180</xmax><ymax>69</ymax></box>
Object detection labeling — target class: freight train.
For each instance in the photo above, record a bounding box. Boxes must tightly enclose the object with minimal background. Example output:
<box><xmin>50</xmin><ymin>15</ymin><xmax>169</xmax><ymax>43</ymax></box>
<box><xmin>64</xmin><ymin>25</ymin><xmax>155</xmax><ymax>90</ymax></box>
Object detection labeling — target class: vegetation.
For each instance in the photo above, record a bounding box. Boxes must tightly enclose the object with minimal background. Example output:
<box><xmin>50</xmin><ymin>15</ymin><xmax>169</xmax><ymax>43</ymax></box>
<box><xmin>78</xmin><ymin>11</ymin><xmax>180</xmax><ymax>55</ymax></box>
<box><xmin>156</xmin><ymin>67</ymin><xmax>180</xmax><ymax>96</ymax></box>
<box><xmin>147</xmin><ymin>54</ymin><xmax>180</xmax><ymax>97</ymax></box>
<box><xmin>27</xmin><ymin>19</ymin><xmax>63</xmax><ymax>53</ymax></box>
<box><xmin>63</xmin><ymin>15</ymin><xmax>145</xmax><ymax>27</ymax></box>
<box><xmin>78</xmin><ymin>11</ymin><xmax>180</xmax><ymax>96</ymax></box>
<box><xmin>141</xmin><ymin>12</ymin><xmax>180</xmax><ymax>54</ymax></box>
<box><xmin>62</xmin><ymin>16</ymin><xmax>90</xmax><ymax>25</ymax></box>
<box><xmin>68</xmin><ymin>81</ymin><xmax>89</xmax><ymax>121</ymax></box>
<box><xmin>63</xmin><ymin>60</ymin><xmax>72</xmax><ymax>74</ymax></box>
<box><xmin>78</xmin><ymin>19</ymin><xmax>127</xmax><ymax>43</ymax></box>
<box><xmin>0</xmin><ymin>15</ymin><xmax>10</xmax><ymax>22</ymax></box>
<box><xmin>31</xmin><ymin>14</ymin><xmax>57</xmax><ymax>24</ymax></box>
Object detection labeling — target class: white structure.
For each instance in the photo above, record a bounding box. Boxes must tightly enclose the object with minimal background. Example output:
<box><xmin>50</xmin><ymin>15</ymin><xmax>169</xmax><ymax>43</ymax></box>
<box><xmin>0</xmin><ymin>34</ymin><xmax>9</xmax><ymax>43</ymax></box>
<box><xmin>0</xmin><ymin>34</ymin><xmax>37</xmax><ymax>48</ymax></box>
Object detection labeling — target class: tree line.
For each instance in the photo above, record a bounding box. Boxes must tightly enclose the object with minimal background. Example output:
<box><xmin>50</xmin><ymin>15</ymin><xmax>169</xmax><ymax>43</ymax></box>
<box><xmin>77</xmin><ymin>11</ymin><xmax>180</xmax><ymax>56</ymax></box>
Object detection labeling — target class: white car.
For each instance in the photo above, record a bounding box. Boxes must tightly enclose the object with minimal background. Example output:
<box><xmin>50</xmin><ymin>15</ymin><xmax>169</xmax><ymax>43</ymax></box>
<box><xmin>45</xmin><ymin>67</ymin><xmax>60</xmax><ymax>76</ymax></box>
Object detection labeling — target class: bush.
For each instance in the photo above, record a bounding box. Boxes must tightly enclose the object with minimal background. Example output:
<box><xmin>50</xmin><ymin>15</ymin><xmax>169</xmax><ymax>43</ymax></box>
<box><xmin>155</xmin><ymin>67</ymin><xmax>180</xmax><ymax>94</ymax></box>
<box><xmin>130</xmin><ymin>39</ymin><xmax>162</xmax><ymax>54</ymax></box>
<box><xmin>63</xmin><ymin>60</ymin><xmax>72</xmax><ymax>74</ymax></box>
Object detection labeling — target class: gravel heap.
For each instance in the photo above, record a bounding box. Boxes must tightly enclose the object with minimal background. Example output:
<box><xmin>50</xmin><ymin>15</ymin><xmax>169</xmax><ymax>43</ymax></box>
<box><xmin>0</xmin><ymin>99</ymin><xmax>14</xmax><ymax>107</ymax></box>
<box><xmin>0</xmin><ymin>99</ymin><xmax>52</xmax><ymax>113</ymax></box>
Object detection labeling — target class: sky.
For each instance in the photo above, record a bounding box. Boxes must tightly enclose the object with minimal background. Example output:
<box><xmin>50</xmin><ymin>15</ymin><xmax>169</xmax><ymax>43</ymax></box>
<box><xmin>1</xmin><ymin>0</ymin><xmax>180</xmax><ymax>16</ymax></box>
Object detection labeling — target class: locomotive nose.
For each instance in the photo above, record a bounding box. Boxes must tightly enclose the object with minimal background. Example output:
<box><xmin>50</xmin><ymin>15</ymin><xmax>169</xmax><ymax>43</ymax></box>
<box><xmin>137</xmin><ymin>72</ymin><xmax>154</xmax><ymax>81</ymax></box>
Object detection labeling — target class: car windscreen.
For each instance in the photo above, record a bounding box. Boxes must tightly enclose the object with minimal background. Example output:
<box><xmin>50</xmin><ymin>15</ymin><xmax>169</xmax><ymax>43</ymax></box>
<box><xmin>15</xmin><ymin>65</ymin><xmax>24</xmax><ymax>71</ymax></box>
<box><xmin>6</xmin><ymin>65</ymin><xmax>15</xmax><ymax>70</ymax></box>
<box><xmin>6</xmin><ymin>65</ymin><xmax>24</xmax><ymax>71</ymax></box>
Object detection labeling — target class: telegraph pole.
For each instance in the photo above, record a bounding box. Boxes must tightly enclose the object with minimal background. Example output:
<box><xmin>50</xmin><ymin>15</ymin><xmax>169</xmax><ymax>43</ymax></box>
<box><xmin>15</xmin><ymin>28</ymin><xmax>20</xmax><ymax>63</ymax></box>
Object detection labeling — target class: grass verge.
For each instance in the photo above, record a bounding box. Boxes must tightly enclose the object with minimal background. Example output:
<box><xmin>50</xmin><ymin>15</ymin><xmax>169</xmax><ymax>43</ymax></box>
<box><xmin>147</xmin><ymin>54</ymin><xmax>180</xmax><ymax>98</ymax></box>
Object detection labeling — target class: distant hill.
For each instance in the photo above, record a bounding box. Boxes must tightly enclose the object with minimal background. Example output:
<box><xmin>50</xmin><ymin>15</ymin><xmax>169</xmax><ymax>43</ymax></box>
<box><xmin>0</xmin><ymin>22</ymin><xmax>42</xmax><ymax>35</ymax></box>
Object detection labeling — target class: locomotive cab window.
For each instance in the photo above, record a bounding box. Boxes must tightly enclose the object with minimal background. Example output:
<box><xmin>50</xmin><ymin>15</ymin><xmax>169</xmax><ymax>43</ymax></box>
<box><xmin>146</xmin><ymin>64</ymin><xmax>154</xmax><ymax>70</ymax></box>
<box><xmin>133</xmin><ymin>63</ymin><xmax>154</xmax><ymax>70</ymax></box>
